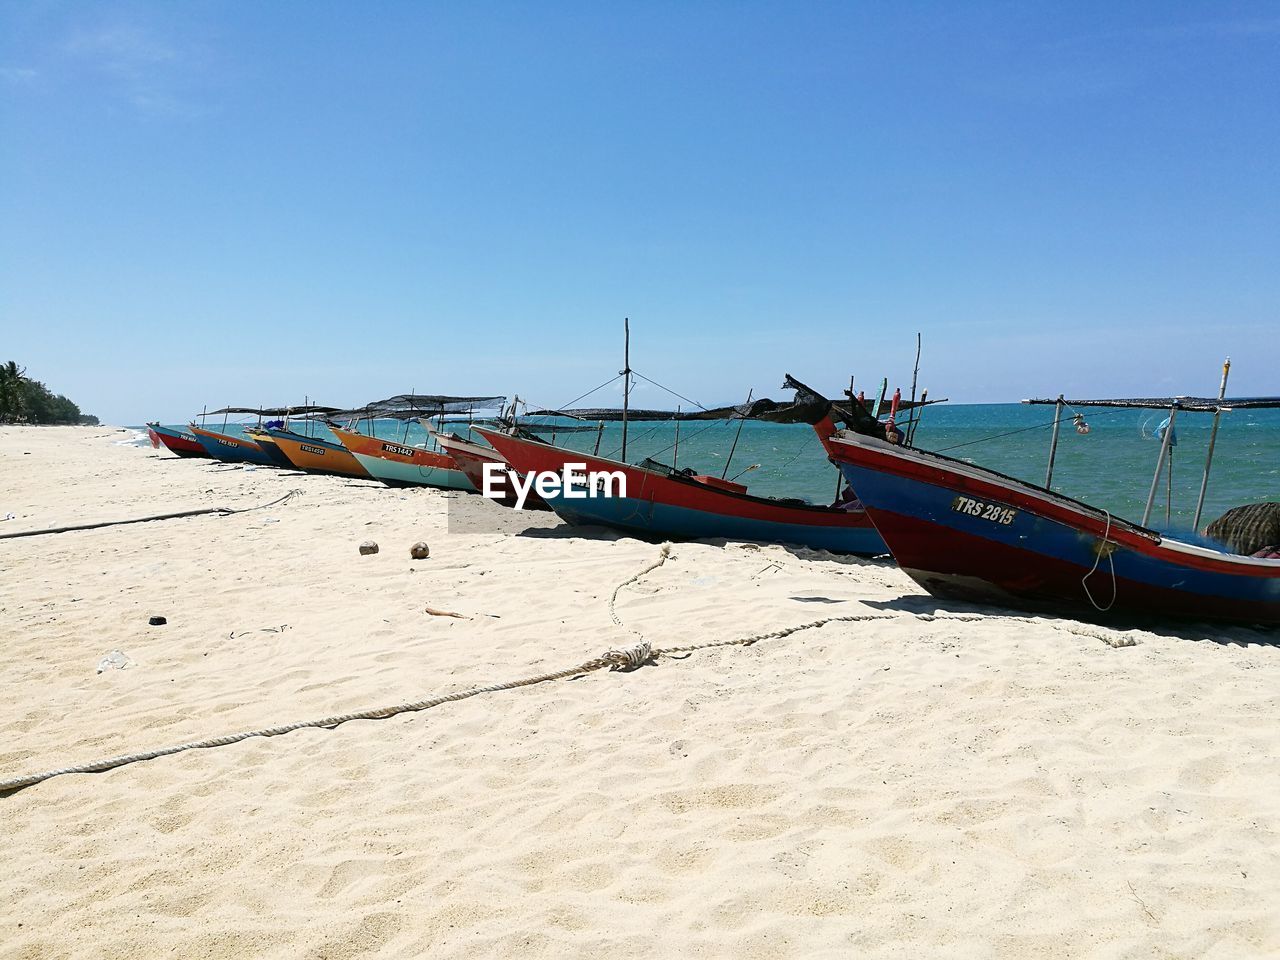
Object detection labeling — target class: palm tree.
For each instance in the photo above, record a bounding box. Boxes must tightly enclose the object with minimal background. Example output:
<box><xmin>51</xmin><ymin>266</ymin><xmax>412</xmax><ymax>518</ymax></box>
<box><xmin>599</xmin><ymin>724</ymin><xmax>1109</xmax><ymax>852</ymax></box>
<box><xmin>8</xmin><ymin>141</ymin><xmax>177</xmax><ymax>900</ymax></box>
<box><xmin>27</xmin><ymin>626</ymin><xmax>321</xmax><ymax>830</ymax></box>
<box><xmin>0</xmin><ymin>361</ymin><xmax>28</xmax><ymax>422</ymax></box>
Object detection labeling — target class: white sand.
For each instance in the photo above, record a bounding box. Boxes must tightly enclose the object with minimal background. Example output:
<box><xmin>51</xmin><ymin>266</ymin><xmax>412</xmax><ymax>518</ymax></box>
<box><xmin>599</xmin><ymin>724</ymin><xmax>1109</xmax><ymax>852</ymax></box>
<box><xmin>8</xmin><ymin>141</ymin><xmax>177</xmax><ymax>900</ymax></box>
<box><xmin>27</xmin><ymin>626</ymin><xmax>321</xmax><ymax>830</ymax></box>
<box><xmin>2</xmin><ymin>425</ymin><xmax>1278</xmax><ymax>958</ymax></box>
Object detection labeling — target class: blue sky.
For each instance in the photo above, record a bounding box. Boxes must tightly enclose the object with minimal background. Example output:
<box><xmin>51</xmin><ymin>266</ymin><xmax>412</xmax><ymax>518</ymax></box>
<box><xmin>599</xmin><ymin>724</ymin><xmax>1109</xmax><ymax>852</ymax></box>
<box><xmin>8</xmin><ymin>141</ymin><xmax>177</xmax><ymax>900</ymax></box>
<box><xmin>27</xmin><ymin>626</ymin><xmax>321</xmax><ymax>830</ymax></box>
<box><xmin>2</xmin><ymin>2</ymin><xmax>1277</xmax><ymax>424</ymax></box>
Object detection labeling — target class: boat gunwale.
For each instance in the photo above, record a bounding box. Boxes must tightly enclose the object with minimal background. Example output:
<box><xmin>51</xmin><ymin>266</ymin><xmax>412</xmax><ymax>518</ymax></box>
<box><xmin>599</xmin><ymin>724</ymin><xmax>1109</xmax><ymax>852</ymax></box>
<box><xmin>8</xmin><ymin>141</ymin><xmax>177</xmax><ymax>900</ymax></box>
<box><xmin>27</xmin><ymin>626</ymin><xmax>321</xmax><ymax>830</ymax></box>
<box><xmin>476</xmin><ymin>427</ymin><xmax>864</xmax><ymax>521</ymax></box>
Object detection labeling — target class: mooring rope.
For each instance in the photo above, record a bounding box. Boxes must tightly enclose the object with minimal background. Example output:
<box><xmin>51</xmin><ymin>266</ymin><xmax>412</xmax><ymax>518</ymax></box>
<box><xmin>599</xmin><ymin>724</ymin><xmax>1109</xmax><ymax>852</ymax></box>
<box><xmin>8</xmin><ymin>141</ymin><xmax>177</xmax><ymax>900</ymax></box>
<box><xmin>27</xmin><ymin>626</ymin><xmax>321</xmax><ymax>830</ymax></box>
<box><xmin>0</xmin><ymin>490</ymin><xmax>303</xmax><ymax>541</ymax></box>
<box><xmin>0</xmin><ymin>542</ymin><xmax>1132</xmax><ymax>795</ymax></box>
<box><xmin>609</xmin><ymin>542</ymin><xmax>672</xmax><ymax>631</ymax></box>
<box><xmin>1081</xmin><ymin>510</ymin><xmax>1118</xmax><ymax>612</ymax></box>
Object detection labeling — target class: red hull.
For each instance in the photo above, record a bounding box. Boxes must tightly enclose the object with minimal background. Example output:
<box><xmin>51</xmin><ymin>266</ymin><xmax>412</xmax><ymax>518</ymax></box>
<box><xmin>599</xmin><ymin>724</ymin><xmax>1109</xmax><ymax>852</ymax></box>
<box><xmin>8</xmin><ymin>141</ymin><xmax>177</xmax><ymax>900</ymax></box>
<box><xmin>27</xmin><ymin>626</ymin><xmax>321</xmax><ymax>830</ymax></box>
<box><xmin>152</xmin><ymin>426</ymin><xmax>210</xmax><ymax>458</ymax></box>
<box><xmin>435</xmin><ymin>433</ymin><xmax>549</xmax><ymax>510</ymax></box>
<box><xmin>826</xmin><ymin>430</ymin><xmax>1280</xmax><ymax>625</ymax></box>
<box><xmin>874</xmin><ymin>508</ymin><xmax>1280</xmax><ymax>624</ymax></box>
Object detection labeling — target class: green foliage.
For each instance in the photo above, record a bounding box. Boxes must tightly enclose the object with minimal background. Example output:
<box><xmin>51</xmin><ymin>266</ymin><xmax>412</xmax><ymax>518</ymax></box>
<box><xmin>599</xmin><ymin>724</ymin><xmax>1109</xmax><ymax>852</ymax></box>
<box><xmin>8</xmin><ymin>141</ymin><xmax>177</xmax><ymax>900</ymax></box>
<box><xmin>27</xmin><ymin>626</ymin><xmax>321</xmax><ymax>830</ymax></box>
<box><xmin>0</xmin><ymin>361</ymin><xmax>95</xmax><ymax>425</ymax></box>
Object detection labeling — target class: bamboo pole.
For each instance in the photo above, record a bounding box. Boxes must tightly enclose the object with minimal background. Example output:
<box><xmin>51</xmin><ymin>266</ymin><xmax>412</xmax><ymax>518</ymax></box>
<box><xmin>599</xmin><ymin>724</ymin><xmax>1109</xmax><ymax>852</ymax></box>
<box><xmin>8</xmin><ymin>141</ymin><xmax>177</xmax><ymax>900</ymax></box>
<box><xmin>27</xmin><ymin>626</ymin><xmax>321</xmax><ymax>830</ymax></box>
<box><xmin>1192</xmin><ymin>357</ymin><xmax>1231</xmax><ymax>530</ymax></box>
<box><xmin>620</xmin><ymin>318</ymin><xmax>631</xmax><ymax>462</ymax></box>
<box><xmin>906</xmin><ymin>333</ymin><xmax>921</xmax><ymax>436</ymax></box>
<box><xmin>721</xmin><ymin>391</ymin><xmax>747</xmax><ymax>481</ymax></box>
<box><xmin>1142</xmin><ymin>404</ymin><xmax>1178</xmax><ymax>527</ymax></box>
<box><xmin>908</xmin><ymin>388</ymin><xmax>928</xmax><ymax>445</ymax></box>
<box><xmin>1045</xmin><ymin>395</ymin><xmax>1064</xmax><ymax>488</ymax></box>
<box><xmin>672</xmin><ymin>406</ymin><xmax>681</xmax><ymax>469</ymax></box>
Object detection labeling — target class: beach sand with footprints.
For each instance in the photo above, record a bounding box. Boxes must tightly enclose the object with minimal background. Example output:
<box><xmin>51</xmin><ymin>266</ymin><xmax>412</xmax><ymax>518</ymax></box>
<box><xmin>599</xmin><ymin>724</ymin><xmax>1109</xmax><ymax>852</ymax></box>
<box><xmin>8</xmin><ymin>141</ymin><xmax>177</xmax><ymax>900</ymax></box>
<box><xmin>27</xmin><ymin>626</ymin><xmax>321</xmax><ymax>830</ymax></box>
<box><xmin>2</xmin><ymin>425</ymin><xmax>1278</xmax><ymax>958</ymax></box>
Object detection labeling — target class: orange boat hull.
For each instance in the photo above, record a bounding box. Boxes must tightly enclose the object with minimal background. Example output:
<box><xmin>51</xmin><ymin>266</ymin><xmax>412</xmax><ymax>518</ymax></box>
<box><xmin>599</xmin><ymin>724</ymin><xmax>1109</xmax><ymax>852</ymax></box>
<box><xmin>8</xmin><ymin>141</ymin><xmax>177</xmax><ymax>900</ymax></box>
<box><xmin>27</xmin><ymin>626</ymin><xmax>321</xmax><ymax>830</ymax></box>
<box><xmin>266</xmin><ymin>430</ymin><xmax>370</xmax><ymax>478</ymax></box>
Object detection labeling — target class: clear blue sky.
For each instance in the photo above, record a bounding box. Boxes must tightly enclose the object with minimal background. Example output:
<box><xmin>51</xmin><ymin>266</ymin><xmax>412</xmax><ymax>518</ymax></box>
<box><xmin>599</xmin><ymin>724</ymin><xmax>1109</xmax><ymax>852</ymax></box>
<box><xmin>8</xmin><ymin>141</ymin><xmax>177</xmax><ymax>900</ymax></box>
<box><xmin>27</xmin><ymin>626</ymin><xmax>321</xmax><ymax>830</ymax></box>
<box><xmin>2</xmin><ymin>2</ymin><xmax>1277</xmax><ymax>424</ymax></box>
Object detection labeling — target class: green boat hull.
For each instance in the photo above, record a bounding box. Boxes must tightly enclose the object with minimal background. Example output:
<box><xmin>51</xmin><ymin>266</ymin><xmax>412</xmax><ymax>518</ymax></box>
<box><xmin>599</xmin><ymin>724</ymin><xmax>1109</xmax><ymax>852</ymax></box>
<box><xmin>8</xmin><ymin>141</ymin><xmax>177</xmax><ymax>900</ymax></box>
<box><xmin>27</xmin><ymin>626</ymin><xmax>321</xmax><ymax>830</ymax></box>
<box><xmin>350</xmin><ymin>451</ymin><xmax>476</xmax><ymax>491</ymax></box>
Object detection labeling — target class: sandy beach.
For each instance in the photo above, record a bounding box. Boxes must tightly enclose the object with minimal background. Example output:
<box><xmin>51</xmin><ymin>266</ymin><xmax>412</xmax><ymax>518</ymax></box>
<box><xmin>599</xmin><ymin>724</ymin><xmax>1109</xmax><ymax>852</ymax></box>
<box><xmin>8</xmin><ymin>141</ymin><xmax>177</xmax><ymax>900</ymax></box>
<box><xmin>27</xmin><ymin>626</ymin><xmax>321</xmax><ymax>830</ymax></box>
<box><xmin>1</xmin><ymin>425</ymin><xmax>1278</xmax><ymax>958</ymax></box>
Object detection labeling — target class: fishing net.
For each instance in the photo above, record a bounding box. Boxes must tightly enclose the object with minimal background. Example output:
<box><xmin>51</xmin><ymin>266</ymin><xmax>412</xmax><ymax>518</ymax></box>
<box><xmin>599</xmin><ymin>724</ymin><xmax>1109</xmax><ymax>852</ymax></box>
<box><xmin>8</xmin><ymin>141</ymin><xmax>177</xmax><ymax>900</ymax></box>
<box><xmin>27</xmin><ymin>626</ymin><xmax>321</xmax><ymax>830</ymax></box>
<box><xmin>1205</xmin><ymin>502</ymin><xmax>1280</xmax><ymax>555</ymax></box>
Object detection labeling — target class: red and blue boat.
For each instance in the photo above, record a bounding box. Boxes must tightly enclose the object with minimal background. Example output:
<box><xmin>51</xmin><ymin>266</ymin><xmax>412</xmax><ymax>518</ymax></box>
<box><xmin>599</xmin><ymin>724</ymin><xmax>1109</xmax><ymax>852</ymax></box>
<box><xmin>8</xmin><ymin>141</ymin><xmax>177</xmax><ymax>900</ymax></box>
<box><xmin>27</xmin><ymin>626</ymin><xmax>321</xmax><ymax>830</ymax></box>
<box><xmin>476</xmin><ymin>426</ymin><xmax>886</xmax><ymax>555</ymax></box>
<box><xmin>812</xmin><ymin>380</ymin><xmax>1280</xmax><ymax>626</ymax></box>
<box><xmin>188</xmin><ymin>423</ymin><xmax>277</xmax><ymax>466</ymax></box>
<box><xmin>147</xmin><ymin>423</ymin><xmax>211</xmax><ymax>459</ymax></box>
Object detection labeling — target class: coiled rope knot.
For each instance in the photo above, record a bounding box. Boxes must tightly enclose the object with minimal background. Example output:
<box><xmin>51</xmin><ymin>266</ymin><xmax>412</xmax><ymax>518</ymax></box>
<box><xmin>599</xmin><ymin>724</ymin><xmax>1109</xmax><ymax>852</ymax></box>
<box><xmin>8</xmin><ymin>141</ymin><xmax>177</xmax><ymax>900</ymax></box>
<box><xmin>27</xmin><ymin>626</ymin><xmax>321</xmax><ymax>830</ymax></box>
<box><xmin>599</xmin><ymin>641</ymin><xmax>653</xmax><ymax>671</ymax></box>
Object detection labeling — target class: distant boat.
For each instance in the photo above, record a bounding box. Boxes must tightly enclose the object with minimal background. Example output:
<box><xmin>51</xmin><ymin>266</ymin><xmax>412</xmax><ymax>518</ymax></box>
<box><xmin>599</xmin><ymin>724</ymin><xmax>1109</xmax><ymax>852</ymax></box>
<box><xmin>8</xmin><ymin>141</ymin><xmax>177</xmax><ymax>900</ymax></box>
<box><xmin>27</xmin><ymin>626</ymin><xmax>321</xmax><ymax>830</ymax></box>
<box><xmin>264</xmin><ymin>427</ymin><xmax>371</xmax><ymax>478</ymax></box>
<box><xmin>148</xmin><ymin>423</ymin><xmax>210</xmax><ymax>459</ymax></box>
<box><xmin>430</xmin><ymin>427</ymin><xmax>549</xmax><ymax>509</ymax></box>
<box><xmin>189</xmin><ymin>424</ymin><xmax>276</xmax><ymax>466</ymax></box>
<box><xmin>476</xmin><ymin>427</ymin><xmax>886</xmax><ymax>555</ymax></box>
<box><xmin>328</xmin><ymin>425</ymin><xmax>472</xmax><ymax>489</ymax></box>
<box><xmin>814</xmin><ymin>373</ymin><xmax>1280</xmax><ymax>626</ymax></box>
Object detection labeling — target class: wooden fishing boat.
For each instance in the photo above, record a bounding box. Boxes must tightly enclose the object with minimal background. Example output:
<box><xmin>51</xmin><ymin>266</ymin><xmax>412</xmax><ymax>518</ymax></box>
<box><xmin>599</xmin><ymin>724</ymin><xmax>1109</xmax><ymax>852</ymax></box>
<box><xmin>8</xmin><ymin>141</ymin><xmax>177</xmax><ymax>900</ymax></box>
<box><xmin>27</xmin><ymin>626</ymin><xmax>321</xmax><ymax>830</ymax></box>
<box><xmin>812</xmin><ymin>370</ymin><xmax>1280</xmax><ymax>626</ymax></box>
<box><xmin>327</xmin><ymin>426</ymin><xmax>472</xmax><ymax>489</ymax></box>
<box><xmin>244</xmin><ymin>429</ymin><xmax>298</xmax><ymax>470</ymax></box>
<box><xmin>264</xmin><ymin>427</ymin><xmax>371</xmax><ymax>478</ymax></box>
<box><xmin>430</xmin><ymin>427</ymin><xmax>549</xmax><ymax>509</ymax></box>
<box><xmin>148</xmin><ymin>423</ymin><xmax>211</xmax><ymax>458</ymax></box>
<box><xmin>189</xmin><ymin>424</ymin><xmax>277</xmax><ymax>466</ymax></box>
<box><xmin>476</xmin><ymin>427</ymin><xmax>886</xmax><ymax>555</ymax></box>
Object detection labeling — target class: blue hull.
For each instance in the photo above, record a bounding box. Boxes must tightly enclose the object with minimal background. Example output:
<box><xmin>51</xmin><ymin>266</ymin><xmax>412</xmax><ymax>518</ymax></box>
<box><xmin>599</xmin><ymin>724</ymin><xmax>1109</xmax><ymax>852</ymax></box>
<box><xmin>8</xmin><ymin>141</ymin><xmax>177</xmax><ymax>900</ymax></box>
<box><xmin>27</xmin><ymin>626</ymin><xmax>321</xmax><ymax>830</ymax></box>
<box><xmin>546</xmin><ymin>491</ymin><xmax>886</xmax><ymax>554</ymax></box>
<box><xmin>838</xmin><ymin>457</ymin><xmax>1280</xmax><ymax>617</ymax></box>
<box><xmin>192</xmin><ymin>430</ymin><xmax>276</xmax><ymax>466</ymax></box>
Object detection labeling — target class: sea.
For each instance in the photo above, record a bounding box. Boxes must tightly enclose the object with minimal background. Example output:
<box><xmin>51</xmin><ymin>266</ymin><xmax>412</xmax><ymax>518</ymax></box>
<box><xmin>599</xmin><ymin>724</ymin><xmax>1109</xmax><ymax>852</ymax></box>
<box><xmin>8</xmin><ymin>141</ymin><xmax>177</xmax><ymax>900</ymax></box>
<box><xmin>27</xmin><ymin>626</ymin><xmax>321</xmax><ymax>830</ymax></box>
<box><xmin>158</xmin><ymin>403</ymin><xmax>1279</xmax><ymax>536</ymax></box>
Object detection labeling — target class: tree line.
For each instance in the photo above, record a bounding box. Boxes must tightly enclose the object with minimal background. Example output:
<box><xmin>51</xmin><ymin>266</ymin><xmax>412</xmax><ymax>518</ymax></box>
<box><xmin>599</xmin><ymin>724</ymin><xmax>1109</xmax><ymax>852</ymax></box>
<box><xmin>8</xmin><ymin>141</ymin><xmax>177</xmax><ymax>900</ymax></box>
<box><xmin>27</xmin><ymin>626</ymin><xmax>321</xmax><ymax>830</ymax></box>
<box><xmin>0</xmin><ymin>361</ymin><xmax>99</xmax><ymax>425</ymax></box>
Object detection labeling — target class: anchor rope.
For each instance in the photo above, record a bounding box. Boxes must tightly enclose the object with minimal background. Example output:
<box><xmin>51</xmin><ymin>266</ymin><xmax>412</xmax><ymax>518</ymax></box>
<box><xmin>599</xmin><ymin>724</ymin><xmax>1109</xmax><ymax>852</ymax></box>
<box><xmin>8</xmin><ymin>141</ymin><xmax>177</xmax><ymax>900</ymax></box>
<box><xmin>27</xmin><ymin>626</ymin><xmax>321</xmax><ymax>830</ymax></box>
<box><xmin>0</xmin><ymin>543</ymin><xmax>1131</xmax><ymax>795</ymax></box>
<box><xmin>0</xmin><ymin>489</ymin><xmax>304</xmax><ymax>541</ymax></box>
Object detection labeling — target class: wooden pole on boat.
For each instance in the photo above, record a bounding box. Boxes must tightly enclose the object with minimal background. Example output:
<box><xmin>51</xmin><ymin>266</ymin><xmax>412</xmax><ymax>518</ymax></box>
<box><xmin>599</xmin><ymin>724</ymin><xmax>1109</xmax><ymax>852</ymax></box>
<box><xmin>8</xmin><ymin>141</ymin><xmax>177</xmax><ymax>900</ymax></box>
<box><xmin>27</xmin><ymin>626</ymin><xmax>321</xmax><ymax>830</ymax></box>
<box><xmin>873</xmin><ymin>378</ymin><xmax>888</xmax><ymax>419</ymax></box>
<box><xmin>1192</xmin><ymin>357</ymin><xmax>1231</xmax><ymax>531</ymax></box>
<box><xmin>1166</xmin><ymin>445</ymin><xmax>1173</xmax><ymax>525</ymax></box>
<box><xmin>621</xmin><ymin>318</ymin><xmax>631</xmax><ymax>462</ymax></box>
<box><xmin>906</xmin><ymin>332</ymin><xmax>922</xmax><ymax>437</ymax></box>
<box><xmin>1142</xmin><ymin>403</ymin><xmax>1178</xmax><ymax>527</ymax></box>
<box><xmin>673</xmin><ymin>406</ymin><xmax>681</xmax><ymax>469</ymax></box>
<box><xmin>908</xmin><ymin>388</ymin><xmax>928</xmax><ymax>445</ymax></box>
<box><xmin>837</xmin><ymin>376</ymin><xmax>854</xmax><ymax>500</ymax></box>
<box><xmin>1045</xmin><ymin>394</ymin><xmax>1064</xmax><ymax>488</ymax></box>
<box><xmin>721</xmin><ymin>389</ymin><xmax>753</xmax><ymax>479</ymax></box>
<box><xmin>593</xmin><ymin>420</ymin><xmax>604</xmax><ymax>456</ymax></box>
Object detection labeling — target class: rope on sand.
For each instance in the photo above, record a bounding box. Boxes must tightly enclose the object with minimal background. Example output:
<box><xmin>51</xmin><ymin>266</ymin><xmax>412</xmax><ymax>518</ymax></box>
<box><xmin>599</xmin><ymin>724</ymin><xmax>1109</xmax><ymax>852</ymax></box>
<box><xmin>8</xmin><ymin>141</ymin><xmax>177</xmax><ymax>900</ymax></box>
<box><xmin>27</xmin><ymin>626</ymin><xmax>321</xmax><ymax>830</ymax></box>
<box><xmin>0</xmin><ymin>542</ymin><xmax>1132</xmax><ymax>795</ymax></box>
<box><xmin>0</xmin><ymin>489</ymin><xmax>303</xmax><ymax>540</ymax></box>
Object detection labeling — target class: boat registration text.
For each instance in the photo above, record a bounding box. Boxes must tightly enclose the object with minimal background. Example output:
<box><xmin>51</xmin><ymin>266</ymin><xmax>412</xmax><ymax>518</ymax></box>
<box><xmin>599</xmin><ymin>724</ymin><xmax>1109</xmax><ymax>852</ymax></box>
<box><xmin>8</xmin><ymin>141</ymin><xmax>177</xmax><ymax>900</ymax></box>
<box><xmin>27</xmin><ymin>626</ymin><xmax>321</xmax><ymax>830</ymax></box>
<box><xmin>951</xmin><ymin>496</ymin><xmax>1017</xmax><ymax>525</ymax></box>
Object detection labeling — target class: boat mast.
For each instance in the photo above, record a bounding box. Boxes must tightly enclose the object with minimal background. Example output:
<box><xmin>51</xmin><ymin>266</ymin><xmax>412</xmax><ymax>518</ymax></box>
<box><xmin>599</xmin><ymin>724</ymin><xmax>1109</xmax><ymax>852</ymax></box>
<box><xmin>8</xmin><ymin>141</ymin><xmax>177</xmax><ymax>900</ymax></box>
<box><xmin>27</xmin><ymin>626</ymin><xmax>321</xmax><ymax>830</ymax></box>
<box><xmin>721</xmin><ymin>389</ymin><xmax>753</xmax><ymax>479</ymax></box>
<box><xmin>621</xmin><ymin>318</ymin><xmax>631</xmax><ymax>462</ymax></box>
<box><xmin>1192</xmin><ymin>357</ymin><xmax>1231</xmax><ymax>530</ymax></box>
<box><xmin>672</xmin><ymin>406</ymin><xmax>681</xmax><ymax>469</ymax></box>
<box><xmin>837</xmin><ymin>375</ymin><xmax>855</xmax><ymax>500</ymax></box>
<box><xmin>906</xmin><ymin>332</ymin><xmax>922</xmax><ymax>438</ymax></box>
<box><xmin>1141</xmin><ymin>402</ymin><xmax>1179</xmax><ymax>527</ymax></box>
<box><xmin>1045</xmin><ymin>394</ymin><xmax>1064</xmax><ymax>488</ymax></box>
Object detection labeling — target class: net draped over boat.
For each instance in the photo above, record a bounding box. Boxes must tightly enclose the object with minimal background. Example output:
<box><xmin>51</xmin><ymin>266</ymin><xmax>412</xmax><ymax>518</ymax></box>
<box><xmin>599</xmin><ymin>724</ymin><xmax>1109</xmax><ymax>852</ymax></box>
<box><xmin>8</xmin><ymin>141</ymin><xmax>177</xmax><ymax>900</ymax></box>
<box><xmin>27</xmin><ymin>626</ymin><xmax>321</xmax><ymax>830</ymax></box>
<box><xmin>1024</xmin><ymin>397</ymin><xmax>1280</xmax><ymax>411</ymax></box>
<box><xmin>330</xmin><ymin>395</ymin><xmax>508</xmax><ymax>422</ymax></box>
<box><xmin>206</xmin><ymin>405</ymin><xmax>344</xmax><ymax>418</ymax></box>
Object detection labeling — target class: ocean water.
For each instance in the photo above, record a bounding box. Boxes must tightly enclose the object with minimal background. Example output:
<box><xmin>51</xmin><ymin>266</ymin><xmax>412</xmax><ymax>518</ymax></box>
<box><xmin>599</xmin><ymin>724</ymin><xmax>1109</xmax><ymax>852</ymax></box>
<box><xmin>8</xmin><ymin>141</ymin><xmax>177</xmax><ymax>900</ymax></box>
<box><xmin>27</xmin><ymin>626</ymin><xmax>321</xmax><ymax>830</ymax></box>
<box><xmin>164</xmin><ymin>403</ymin><xmax>1279</xmax><ymax>534</ymax></box>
